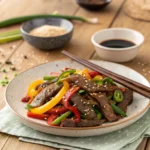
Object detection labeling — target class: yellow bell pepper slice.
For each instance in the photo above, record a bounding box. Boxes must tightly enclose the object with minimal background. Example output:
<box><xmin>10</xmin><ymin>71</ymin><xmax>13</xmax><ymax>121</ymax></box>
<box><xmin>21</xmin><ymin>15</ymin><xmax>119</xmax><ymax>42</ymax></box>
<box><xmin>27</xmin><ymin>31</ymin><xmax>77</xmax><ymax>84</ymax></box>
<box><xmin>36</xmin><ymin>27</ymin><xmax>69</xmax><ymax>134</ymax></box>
<box><xmin>76</xmin><ymin>68</ymin><xmax>91</xmax><ymax>80</ymax></box>
<box><xmin>30</xmin><ymin>81</ymin><xmax>70</xmax><ymax>114</ymax></box>
<box><xmin>82</xmin><ymin>68</ymin><xmax>91</xmax><ymax>79</ymax></box>
<box><xmin>27</xmin><ymin>79</ymin><xmax>44</xmax><ymax>98</ymax></box>
<box><xmin>93</xmin><ymin>75</ymin><xmax>103</xmax><ymax>81</ymax></box>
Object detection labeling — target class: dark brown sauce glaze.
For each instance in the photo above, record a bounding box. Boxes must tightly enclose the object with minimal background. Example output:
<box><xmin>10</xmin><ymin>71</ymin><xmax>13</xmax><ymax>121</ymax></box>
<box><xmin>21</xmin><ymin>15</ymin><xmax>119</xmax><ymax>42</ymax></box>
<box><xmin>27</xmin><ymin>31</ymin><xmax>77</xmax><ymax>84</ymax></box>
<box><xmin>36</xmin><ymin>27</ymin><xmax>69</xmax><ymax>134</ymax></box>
<box><xmin>100</xmin><ymin>39</ymin><xmax>135</xmax><ymax>49</ymax></box>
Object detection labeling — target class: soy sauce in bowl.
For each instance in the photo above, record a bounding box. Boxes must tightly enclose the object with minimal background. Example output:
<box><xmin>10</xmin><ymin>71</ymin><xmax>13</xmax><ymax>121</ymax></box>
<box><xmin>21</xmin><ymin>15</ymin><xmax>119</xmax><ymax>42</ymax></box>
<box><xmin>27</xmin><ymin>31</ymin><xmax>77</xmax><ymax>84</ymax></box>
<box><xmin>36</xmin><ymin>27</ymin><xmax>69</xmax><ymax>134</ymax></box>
<box><xmin>100</xmin><ymin>39</ymin><xmax>135</xmax><ymax>49</ymax></box>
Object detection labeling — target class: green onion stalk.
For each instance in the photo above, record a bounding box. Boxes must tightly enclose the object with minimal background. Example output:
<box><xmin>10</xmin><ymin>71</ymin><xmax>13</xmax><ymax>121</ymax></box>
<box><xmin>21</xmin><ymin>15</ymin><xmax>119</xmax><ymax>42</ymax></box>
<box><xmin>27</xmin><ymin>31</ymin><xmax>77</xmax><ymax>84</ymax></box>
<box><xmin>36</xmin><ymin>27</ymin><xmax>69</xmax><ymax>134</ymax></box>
<box><xmin>0</xmin><ymin>14</ymin><xmax>99</xmax><ymax>27</ymax></box>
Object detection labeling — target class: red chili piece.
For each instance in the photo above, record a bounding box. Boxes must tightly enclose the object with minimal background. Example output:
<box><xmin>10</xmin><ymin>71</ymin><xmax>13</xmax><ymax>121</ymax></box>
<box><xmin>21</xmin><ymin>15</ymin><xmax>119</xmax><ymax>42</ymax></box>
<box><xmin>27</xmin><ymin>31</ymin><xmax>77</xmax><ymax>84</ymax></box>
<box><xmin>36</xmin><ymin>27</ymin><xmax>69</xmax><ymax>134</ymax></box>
<box><xmin>21</xmin><ymin>96</ymin><xmax>31</xmax><ymax>102</ymax></box>
<box><xmin>50</xmin><ymin>72</ymin><xmax>60</xmax><ymax>77</ymax></box>
<box><xmin>62</xmin><ymin>86</ymin><xmax>80</xmax><ymax>123</ymax></box>
<box><xmin>88</xmin><ymin>71</ymin><xmax>101</xmax><ymax>78</ymax></box>
<box><xmin>46</xmin><ymin>106</ymin><xmax>68</xmax><ymax>114</ymax></box>
<box><xmin>47</xmin><ymin>114</ymin><xmax>59</xmax><ymax>126</ymax></box>
<box><xmin>27</xmin><ymin>112</ymin><xmax>49</xmax><ymax>120</ymax></box>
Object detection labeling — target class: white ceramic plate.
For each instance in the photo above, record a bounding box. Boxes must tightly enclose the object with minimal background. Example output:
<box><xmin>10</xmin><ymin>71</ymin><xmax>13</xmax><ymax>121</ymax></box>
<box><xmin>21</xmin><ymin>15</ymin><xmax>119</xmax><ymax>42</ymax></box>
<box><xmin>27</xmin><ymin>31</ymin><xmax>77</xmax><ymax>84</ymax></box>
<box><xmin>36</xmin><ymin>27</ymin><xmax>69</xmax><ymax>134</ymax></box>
<box><xmin>5</xmin><ymin>60</ymin><xmax>150</xmax><ymax>137</ymax></box>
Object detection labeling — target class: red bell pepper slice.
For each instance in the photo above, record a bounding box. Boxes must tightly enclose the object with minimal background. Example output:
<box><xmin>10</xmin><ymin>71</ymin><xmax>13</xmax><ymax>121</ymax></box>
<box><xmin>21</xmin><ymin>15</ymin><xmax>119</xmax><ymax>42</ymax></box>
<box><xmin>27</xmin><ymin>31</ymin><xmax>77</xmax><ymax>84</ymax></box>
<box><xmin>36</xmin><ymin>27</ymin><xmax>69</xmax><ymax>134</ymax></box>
<box><xmin>21</xmin><ymin>96</ymin><xmax>31</xmax><ymax>103</ymax></box>
<box><xmin>46</xmin><ymin>106</ymin><xmax>68</xmax><ymax>114</ymax></box>
<box><xmin>27</xmin><ymin>112</ymin><xmax>49</xmax><ymax>120</ymax></box>
<box><xmin>88</xmin><ymin>71</ymin><xmax>101</xmax><ymax>78</ymax></box>
<box><xmin>62</xmin><ymin>86</ymin><xmax>80</xmax><ymax>123</ymax></box>
<box><xmin>47</xmin><ymin>114</ymin><xmax>59</xmax><ymax>126</ymax></box>
<box><xmin>50</xmin><ymin>72</ymin><xmax>60</xmax><ymax>77</ymax></box>
<box><xmin>121</xmin><ymin>88</ymin><xmax>127</xmax><ymax>92</ymax></box>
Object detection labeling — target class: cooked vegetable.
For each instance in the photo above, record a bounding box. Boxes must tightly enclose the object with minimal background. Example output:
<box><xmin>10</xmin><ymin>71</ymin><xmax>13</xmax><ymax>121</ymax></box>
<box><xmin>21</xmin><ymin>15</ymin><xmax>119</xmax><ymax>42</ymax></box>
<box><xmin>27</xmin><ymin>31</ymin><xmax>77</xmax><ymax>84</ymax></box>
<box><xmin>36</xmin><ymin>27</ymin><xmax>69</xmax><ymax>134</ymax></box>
<box><xmin>113</xmin><ymin>90</ymin><xmax>124</xmax><ymax>102</ymax></box>
<box><xmin>52</xmin><ymin>111</ymin><xmax>71</xmax><ymax>125</ymax></box>
<box><xmin>92</xmin><ymin>75</ymin><xmax>103</xmax><ymax>81</ymax></box>
<box><xmin>111</xmin><ymin>103</ymin><xmax>127</xmax><ymax>117</ymax></box>
<box><xmin>25</xmin><ymin>104</ymin><xmax>32</xmax><ymax>111</ymax></box>
<box><xmin>46</xmin><ymin>106</ymin><xmax>68</xmax><ymax>114</ymax></box>
<box><xmin>57</xmin><ymin>69</ymin><xmax>76</xmax><ymax>83</ymax></box>
<box><xmin>50</xmin><ymin>72</ymin><xmax>60</xmax><ymax>77</ymax></box>
<box><xmin>103</xmin><ymin>77</ymin><xmax>114</xmax><ymax>85</ymax></box>
<box><xmin>82</xmin><ymin>68</ymin><xmax>91</xmax><ymax>79</ymax></box>
<box><xmin>21</xmin><ymin>96</ymin><xmax>31</xmax><ymax>102</ymax></box>
<box><xmin>27</xmin><ymin>112</ymin><xmax>49</xmax><ymax>120</ymax></box>
<box><xmin>0</xmin><ymin>14</ymin><xmax>98</xmax><ymax>27</ymax></box>
<box><xmin>30</xmin><ymin>81</ymin><xmax>69</xmax><ymax>114</ymax></box>
<box><xmin>93</xmin><ymin>107</ymin><xmax>102</xmax><ymax>120</ymax></box>
<box><xmin>89</xmin><ymin>71</ymin><xmax>100</xmax><ymax>78</ymax></box>
<box><xmin>22</xmin><ymin>68</ymin><xmax>133</xmax><ymax>127</ymax></box>
<box><xmin>47</xmin><ymin>114</ymin><xmax>59</xmax><ymax>126</ymax></box>
<box><xmin>62</xmin><ymin>86</ymin><xmax>80</xmax><ymax>123</ymax></box>
<box><xmin>78</xmin><ymin>89</ymin><xmax>86</xmax><ymax>95</ymax></box>
<box><xmin>43</xmin><ymin>76</ymin><xmax>56</xmax><ymax>81</ymax></box>
<box><xmin>27</xmin><ymin>79</ymin><xmax>44</xmax><ymax>98</ymax></box>
<box><xmin>93</xmin><ymin>80</ymin><xmax>103</xmax><ymax>85</ymax></box>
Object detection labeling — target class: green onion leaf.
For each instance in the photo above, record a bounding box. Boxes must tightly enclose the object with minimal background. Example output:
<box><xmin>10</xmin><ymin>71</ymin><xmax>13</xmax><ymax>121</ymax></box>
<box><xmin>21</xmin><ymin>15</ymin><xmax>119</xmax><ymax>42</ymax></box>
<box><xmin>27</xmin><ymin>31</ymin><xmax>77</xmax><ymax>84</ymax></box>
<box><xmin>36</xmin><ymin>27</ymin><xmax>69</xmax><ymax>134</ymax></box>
<box><xmin>25</xmin><ymin>104</ymin><xmax>32</xmax><ymax>111</ymax></box>
<box><xmin>78</xmin><ymin>89</ymin><xmax>86</xmax><ymax>95</ymax></box>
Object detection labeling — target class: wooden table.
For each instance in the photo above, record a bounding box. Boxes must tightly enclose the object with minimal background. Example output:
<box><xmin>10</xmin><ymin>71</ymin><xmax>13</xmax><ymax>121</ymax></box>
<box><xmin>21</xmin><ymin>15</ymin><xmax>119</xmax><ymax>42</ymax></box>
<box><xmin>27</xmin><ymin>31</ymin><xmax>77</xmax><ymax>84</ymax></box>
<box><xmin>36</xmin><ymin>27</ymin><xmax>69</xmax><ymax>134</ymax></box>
<box><xmin>0</xmin><ymin>0</ymin><xmax>150</xmax><ymax>149</ymax></box>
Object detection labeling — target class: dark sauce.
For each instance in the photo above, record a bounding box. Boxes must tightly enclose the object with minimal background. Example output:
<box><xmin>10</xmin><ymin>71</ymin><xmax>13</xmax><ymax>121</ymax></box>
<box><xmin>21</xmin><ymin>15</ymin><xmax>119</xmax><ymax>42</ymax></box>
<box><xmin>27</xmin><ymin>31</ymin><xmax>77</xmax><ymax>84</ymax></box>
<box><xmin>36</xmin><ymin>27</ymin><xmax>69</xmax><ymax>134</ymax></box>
<box><xmin>100</xmin><ymin>39</ymin><xmax>135</xmax><ymax>48</ymax></box>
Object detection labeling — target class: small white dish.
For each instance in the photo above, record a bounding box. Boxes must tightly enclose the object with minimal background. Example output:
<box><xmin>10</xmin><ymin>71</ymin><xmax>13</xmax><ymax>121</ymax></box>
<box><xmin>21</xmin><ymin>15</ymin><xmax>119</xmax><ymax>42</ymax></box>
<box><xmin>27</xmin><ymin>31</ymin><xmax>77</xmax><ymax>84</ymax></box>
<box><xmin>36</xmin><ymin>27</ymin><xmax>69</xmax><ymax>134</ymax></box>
<box><xmin>91</xmin><ymin>28</ymin><xmax>144</xmax><ymax>62</ymax></box>
<box><xmin>5</xmin><ymin>60</ymin><xmax>150</xmax><ymax>137</ymax></box>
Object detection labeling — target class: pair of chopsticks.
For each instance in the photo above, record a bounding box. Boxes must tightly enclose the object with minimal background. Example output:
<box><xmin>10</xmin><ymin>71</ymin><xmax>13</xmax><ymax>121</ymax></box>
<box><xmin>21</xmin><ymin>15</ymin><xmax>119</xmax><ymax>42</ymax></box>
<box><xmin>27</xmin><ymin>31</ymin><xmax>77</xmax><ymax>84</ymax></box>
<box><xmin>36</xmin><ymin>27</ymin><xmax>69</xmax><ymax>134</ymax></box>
<box><xmin>62</xmin><ymin>50</ymin><xmax>150</xmax><ymax>99</ymax></box>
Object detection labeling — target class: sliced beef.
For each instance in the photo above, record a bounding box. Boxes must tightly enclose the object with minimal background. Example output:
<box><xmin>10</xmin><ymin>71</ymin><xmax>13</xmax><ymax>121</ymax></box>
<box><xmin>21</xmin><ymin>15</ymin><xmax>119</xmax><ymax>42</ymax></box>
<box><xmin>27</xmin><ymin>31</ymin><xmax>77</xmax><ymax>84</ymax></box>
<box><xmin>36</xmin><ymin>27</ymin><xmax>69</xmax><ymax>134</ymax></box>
<box><xmin>65</xmin><ymin>74</ymin><xmax>118</xmax><ymax>92</ymax></box>
<box><xmin>38</xmin><ymin>81</ymin><xmax>52</xmax><ymax>89</ymax></box>
<box><xmin>91</xmin><ymin>93</ymin><xmax>118</xmax><ymax>122</ymax></box>
<box><xmin>117</xmin><ymin>89</ymin><xmax>133</xmax><ymax>112</ymax></box>
<box><xmin>70</xmin><ymin>93</ymin><xmax>97</xmax><ymax>119</ymax></box>
<box><xmin>82</xmin><ymin>94</ymin><xmax>99</xmax><ymax>106</ymax></box>
<box><xmin>30</xmin><ymin>83</ymin><xmax>63</xmax><ymax>108</ymax></box>
<box><xmin>61</xmin><ymin>119</ymin><xmax>106</xmax><ymax>127</ymax></box>
<box><xmin>38</xmin><ymin>78</ymin><xmax>58</xmax><ymax>89</ymax></box>
<box><xmin>60</xmin><ymin>119</ymin><xmax>76</xmax><ymax>127</ymax></box>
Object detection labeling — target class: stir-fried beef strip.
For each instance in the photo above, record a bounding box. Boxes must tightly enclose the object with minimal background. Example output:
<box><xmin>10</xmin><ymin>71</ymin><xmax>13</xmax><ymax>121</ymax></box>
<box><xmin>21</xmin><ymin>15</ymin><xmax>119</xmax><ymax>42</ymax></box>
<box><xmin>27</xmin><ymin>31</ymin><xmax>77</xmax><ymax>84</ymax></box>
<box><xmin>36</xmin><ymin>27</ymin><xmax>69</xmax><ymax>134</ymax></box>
<box><xmin>82</xmin><ymin>94</ymin><xmax>99</xmax><ymax>105</ymax></box>
<box><xmin>30</xmin><ymin>83</ymin><xmax>63</xmax><ymax>108</ymax></box>
<box><xmin>117</xmin><ymin>89</ymin><xmax>133</xmax><ymax>112</ymax></box>
<box><xmin>70</xmin><ymin>93</ymin><xmax>97</xmax><ymax>119</ymax></box>
<box><xmin>38</xmin><ymin>81</ymin><xmax>52</xmax><ymax>89</ymax></box>
<box><xmin>65</xmin><ymin>74</ymin><xmax>118</xmax><ymax>92</ymax></box>
<box><xmin>91</xmin><ymin>93</ymin><xmax>118</xmax><ymax>122</ymax></box>
<box><xmin>37</xmin><ymin>78</ymin><xmax>58</xmax><ymax>90</ymax></box>
<box><xmin>61</xmin><ymin>119</ymin><xmax>106</xmax><ymax>127</ymax></box>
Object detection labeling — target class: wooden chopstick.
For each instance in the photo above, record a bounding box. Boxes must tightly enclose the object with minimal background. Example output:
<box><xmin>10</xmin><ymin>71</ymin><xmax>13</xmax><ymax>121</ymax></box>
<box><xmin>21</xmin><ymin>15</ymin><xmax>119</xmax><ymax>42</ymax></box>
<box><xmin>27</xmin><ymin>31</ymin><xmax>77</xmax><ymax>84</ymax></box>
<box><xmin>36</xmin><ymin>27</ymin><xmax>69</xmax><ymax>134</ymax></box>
<box><xmin>62</xmin><ymin>50</ymin><xmax>150</xmax><ymax>99</ymax></box>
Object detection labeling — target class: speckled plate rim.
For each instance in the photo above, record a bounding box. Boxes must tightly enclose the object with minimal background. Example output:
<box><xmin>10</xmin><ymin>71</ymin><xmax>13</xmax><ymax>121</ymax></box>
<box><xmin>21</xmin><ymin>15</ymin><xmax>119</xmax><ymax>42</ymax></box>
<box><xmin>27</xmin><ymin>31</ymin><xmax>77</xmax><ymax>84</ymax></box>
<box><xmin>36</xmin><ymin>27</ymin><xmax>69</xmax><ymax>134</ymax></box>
<box><xmin>5</xmin><ymin>60</ymin><xmax>150</xmax><ymax>130</ymax></box>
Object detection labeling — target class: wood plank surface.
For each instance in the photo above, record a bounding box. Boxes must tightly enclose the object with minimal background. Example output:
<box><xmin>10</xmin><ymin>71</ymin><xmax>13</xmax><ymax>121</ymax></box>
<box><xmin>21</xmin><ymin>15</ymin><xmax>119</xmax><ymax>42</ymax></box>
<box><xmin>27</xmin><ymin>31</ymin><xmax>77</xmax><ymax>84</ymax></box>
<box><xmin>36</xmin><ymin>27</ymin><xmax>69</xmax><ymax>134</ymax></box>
<box><xmin>92</xmin><ymin>0</ymin><xmax>150</xmax><ymax>149</ymax></box>
<box><xmin>146</xmin><ymin>138</ymin><xmax>150</xmax><ymax>150</ymax></box>
<box><xmin>0</xmin><ymin>0</ymin><xmax>125</xmax><ymax>150</ymax></box>
<box><xmin>137</xmin><ymin>138</ymin><xmax>148</xmax><ymax>150</ymax></box>
<box><xmin>1</xmin><ymin>0</ymin><xmax>149</xmax><ymax>150</ymax></box>
<box><xmin>92</xmin><ymin>0</ymin><xmax>150</xmax><ymax>80</ymax></box>
<box><xmin>2</xmin><ymin>136</ymin><xmax>56</xmax><ymax>150</ymax></box>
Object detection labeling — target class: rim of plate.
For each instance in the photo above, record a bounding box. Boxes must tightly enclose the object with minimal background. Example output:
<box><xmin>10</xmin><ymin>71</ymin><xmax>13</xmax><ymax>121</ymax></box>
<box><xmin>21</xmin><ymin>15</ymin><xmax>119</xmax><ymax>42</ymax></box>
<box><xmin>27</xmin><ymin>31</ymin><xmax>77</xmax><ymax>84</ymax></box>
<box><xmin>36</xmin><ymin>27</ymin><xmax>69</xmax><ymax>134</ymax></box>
<box><xmin>5</xmin><ymin>60</ymin><xmax>150</xmax><ymax>130</ymax></box>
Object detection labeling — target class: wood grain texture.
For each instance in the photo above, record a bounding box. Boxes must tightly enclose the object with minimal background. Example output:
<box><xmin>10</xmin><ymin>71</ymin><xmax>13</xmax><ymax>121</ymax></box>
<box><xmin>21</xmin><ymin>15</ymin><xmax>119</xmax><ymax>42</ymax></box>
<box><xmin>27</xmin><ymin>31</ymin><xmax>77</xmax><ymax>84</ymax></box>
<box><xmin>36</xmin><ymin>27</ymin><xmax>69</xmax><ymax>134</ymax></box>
<box><xmin>2</xmin><ymin>0</ymin><xmax>148</xmax><ymax>150</ymax></box>
<box><xmin>0</xmin><ymin>133</ymin><xmax>9</xmax><ymax>149</ymax></box>
<box><xmin>146</xmin><ymin>138</ymin><xmax>150</xmax><ymax>150</ymax></box>
<box><xmin>136</xmin><ymin>138</ymin><xmax>148</xmax><ymax>150</ymax></box>
<box><xmin>92</xmin><ymin>0</ymin><xmax>150</xmax><ymax>81</ymax></box>
<box><xmin>2</xmin><ymin>136</ymin><xmax>56</xmax><ymax>150</ymax></box>
<box><xmin>92</xmin><ymin>1</ymin><xmax>150</xmax><ymax>149</ymax></box>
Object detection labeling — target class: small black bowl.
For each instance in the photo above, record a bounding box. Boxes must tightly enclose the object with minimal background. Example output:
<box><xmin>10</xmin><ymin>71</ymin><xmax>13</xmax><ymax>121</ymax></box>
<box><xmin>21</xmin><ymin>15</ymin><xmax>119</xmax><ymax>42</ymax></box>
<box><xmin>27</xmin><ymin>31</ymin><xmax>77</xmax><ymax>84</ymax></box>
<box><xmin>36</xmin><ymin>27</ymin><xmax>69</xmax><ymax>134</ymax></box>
<box><xmin>21</xmin><ymin>18</ymin><xmax>73</xmax><ymax>50</ymax></box>
<box><xmin>76</xmin><ymin>0</ymin><xmax>112</xmax><ymax>10</ymax></box>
